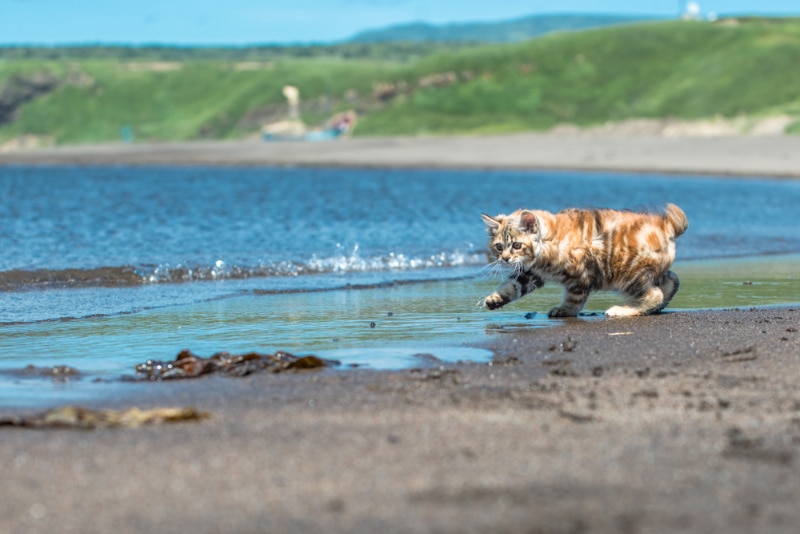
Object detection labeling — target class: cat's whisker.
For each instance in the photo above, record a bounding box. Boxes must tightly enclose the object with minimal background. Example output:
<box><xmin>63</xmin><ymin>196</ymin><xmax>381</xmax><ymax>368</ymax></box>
<box><xmin>481</xmin><ymin>260</ymin><xmax>508</xmax><ymax>280</ymax></box>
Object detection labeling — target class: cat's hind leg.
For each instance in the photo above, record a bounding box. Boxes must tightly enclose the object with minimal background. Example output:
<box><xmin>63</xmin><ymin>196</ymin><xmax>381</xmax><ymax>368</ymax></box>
<box><xmin>655</xmin><ymin>271</ymin><xmax>680</xmax><ymax>310</ymax></box>
<box><xmin>606</xmin><ymin>286</ymin><xmax>665</xmax><ymax>317</ymax></box>
<box><xmin>606</xmin><ymin>271</ymin><xmax>679</xmax><ymax>317</ymax></box>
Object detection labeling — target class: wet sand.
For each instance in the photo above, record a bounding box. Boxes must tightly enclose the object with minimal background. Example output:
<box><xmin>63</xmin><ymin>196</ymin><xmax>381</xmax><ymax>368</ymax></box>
<box><xmin>2</xmin><ymin>135</ymin><xmax>800</xmax><ymax>533</ymax></box>
<box><xmin>1</xmin><ymin>308</ymin><xmax>799</xmax><ymax>533</ymax></box>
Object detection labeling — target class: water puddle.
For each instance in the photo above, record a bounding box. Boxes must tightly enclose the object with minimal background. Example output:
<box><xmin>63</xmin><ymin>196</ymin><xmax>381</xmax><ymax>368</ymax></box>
<box><xmin>317</xmin><ymin>346</ymin><xmax>494</xmax><ymax>370</ymax></box>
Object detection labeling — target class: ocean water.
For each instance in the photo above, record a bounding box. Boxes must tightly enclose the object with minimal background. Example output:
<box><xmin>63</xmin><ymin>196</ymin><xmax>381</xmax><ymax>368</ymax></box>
<box><xmin>1</xmin><ymin>166</ymin><xmax>799</xmax><ymax>407</ymax></box>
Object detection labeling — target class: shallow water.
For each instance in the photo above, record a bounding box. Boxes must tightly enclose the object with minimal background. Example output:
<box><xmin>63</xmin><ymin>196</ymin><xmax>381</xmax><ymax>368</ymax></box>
<box><xmin>1</xmin><ymin>166</ymin><xmax>799</xmax><ymax>407</ymax></box>
<box><xmin>1</xmin><ymin>254</ymin><xmax>798</xmax><ymax>408</ymax></box>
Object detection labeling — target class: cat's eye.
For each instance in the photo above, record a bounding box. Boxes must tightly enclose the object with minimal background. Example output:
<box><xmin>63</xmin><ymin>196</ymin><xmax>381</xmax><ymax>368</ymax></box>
<box><xmin>512</xmin><ymin>242</ymin><xmax>522</xmax><ymax>250</ymax></box>
<box><xmin>494</xmin><ymin>243</ymin><xmax>504</xmax><ymax>252</ymax></box>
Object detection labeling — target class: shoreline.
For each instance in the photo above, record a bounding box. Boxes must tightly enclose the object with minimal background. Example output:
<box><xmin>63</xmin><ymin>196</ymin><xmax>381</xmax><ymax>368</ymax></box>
<box><xmin>1</xmin><ymin>133</ymin><xmax>800</xmax><ymax>178</ymax></box>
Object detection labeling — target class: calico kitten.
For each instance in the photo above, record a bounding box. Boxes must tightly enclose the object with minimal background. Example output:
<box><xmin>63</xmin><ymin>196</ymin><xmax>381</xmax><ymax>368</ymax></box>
<box><xmin>481</xmin><ymin>204</ymin><xmax>688</xmax><ymax>317</ymax></box>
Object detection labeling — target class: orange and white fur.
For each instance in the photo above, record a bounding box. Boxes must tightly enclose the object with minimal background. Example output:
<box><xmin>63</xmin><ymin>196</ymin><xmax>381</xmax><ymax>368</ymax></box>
<box><xmin>481</xmin><ymin>204</ymin><xmax>688</xmax><ymax>317</ymax></box>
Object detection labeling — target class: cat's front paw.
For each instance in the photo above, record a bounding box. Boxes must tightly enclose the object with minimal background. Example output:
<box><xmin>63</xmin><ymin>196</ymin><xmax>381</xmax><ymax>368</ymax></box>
<box><xmin>547</xmin><ymin>306</ymin><xmax>579</xmax><ymax>318</ymax></box>
<box><xmin>484</xmin><ymin>293</ymin><xmax>508</xmax><ymax>310</ymax></box>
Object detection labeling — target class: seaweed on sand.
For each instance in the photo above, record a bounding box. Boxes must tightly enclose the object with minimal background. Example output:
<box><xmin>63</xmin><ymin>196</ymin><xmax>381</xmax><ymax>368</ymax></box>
<box><xmin>135</xmin><ymin>349</ymin><xmax>339</xmax><ymax>380</ymax></box>
<box><xmin>0</xmin><ymin>405</ymin><xmax>210</xmax><ymax>429</ymax></box>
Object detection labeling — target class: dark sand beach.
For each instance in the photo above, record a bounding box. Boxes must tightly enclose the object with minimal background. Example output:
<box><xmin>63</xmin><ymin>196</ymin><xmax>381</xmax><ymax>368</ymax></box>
<box><xmin>2</xmin><ymin>135</ymin><xmax>800</xmax><ymax>533</ymax></box>
<box><xmin>2</xmin><ymin>309</ymin><xmax>799</xmax><ymax>533</ymax></box>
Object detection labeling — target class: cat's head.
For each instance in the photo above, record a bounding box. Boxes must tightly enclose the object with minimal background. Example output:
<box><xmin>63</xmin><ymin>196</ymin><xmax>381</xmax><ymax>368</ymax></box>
<box><xmin>481</xmin><ymin>210</ymin><xmax>538</xmax><ymax>264</ymax></box>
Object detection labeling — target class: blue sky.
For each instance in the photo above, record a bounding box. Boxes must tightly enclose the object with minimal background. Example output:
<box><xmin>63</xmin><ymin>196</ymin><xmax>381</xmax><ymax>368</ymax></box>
<box><xmin>2</xmin><ymin>0</ymin><xmax>799</xmax><ymax>45</ymax></box>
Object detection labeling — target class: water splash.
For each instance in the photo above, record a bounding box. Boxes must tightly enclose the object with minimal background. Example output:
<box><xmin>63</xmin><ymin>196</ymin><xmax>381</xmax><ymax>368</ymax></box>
<box><xmin>1</xmin><ymin>247</ymin><xmax>486</xmax><ymax>291</ymax></box>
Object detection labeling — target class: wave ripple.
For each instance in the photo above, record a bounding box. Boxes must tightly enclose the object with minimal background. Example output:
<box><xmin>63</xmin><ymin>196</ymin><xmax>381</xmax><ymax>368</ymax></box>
<box><xmin>1</xmin><ymin>249</ymin><xmax>486</xmax><ymax>291</ymax></box>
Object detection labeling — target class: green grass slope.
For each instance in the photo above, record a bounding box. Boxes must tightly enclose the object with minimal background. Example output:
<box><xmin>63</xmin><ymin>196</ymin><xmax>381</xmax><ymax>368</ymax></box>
<box><xmin>2</xmin><ymin>18</ymin><xmax>800</xmax><ymax>145</ymax></box>
<box><xmin>0</xmin><ymin>59</ymin><xmax>398</xmax><ymax>144</ymax></box>
<box><xmin>357</xmin><ymin>18</ymin><xmax>800</xmax><ymax>135</ymax></box>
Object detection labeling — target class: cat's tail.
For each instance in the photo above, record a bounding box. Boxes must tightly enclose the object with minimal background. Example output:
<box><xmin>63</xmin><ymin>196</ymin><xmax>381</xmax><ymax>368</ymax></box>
<box><xmin>664</xmin><ymin>203</ymin><xmax>688</xmax><ymax>237</ymax></box>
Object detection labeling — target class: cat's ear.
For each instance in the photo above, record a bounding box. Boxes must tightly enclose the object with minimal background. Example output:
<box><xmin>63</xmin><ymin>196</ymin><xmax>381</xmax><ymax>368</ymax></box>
<box><xmin>519</xmin><ymin>211</ymin><xmax>538</xmax><ymax>233</ymax></box>
<box><xmin>481</xmin><ymin>214</ymin><xmax>502</xmax><ymax>236</ymax></box>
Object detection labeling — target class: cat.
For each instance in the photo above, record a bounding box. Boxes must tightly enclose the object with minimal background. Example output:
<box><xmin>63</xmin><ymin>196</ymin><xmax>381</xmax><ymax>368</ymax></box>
<box><xmin>480</xmin><ymin>203</ymin><xmax>688</xmax><ymax>318</ymax></box>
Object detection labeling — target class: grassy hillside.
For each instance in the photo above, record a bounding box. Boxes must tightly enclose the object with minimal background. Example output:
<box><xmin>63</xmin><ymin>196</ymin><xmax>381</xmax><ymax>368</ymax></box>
<box><xmin>357</xmin><ymin>18</ymin><xmax>800</xmax><ymax>135</ymax></box>
<box><xmin>2</xmin><ymin>18</ymin><xmax>800</xmax><ymax>145</ymax></box>
<box><xmin>0</xmin><ymin>59</ymin><xmax>399</xmax><ymax>144</ymax></box>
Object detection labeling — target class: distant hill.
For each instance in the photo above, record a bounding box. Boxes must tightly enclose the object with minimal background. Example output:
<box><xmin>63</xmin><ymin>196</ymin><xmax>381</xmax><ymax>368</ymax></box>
<box><xmin>347</xmin><ymin>14</ymin><xmax>665</xmax><ymax>43</ymax></box>
<box><xmin>2</xmin><ymin>18</ymin><xmax>800</xmax><ymax>145</ymax></box>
